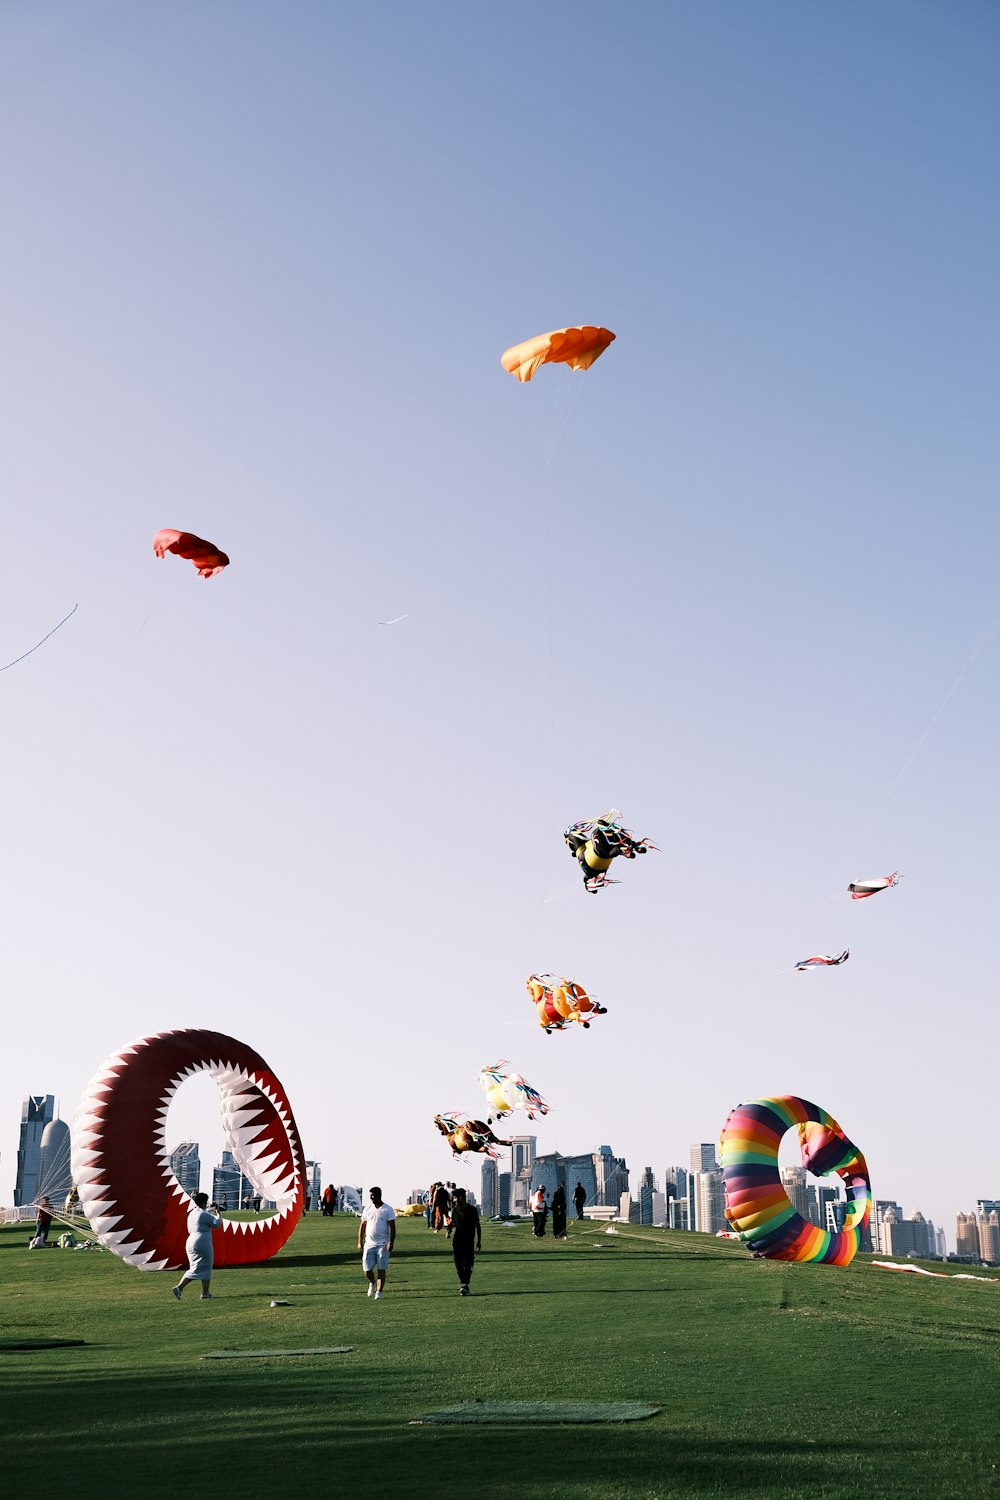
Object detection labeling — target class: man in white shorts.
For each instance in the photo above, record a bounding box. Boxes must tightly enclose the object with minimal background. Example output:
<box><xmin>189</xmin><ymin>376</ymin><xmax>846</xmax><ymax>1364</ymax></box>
<box><xmin>359</xmin><ymin>1186</ymin><xmax>396</xmax><ymax>1300</ymax></box>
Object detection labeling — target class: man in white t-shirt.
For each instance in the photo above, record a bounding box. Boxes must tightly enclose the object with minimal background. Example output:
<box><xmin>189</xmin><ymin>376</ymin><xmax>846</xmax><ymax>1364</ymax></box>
<box><xmin>358</xmin><ymin>1186</ymin><xmax>397</xmax><ymax>1300</ymax></box>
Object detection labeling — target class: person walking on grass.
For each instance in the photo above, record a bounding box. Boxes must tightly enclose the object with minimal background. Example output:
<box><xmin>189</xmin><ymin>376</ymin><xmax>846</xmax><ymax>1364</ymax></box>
<box><xmin>432</xmin><ymin>1181</ymin><xmax>451</xmax><ymax>1234</ymax></box>
<box><xmin>450</xmin><ymin>1188</ymin><xmax>481</xmax><ymax>1296</ymax></box>
<box><xmin>172</xmin><ymin>1192</ymin><xmax>223</xmax><ymax>1301</ymax></box>
<box><xmin>573</xmin><ymin>1181</ymin><xmax>587</xmax><ymax>1219</ymax></box>
<box><xmin>359</xmin><ymin>1186</ymin><xmax>396</xmax><ymax>1301</ymax></box>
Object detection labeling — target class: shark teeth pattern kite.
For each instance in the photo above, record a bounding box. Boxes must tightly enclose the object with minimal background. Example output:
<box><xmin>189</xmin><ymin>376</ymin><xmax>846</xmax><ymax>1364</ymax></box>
<box><xmin>71</xmin><ymin>1029</ymin><xmax>305</xmax><ymax>1272</ymax></box>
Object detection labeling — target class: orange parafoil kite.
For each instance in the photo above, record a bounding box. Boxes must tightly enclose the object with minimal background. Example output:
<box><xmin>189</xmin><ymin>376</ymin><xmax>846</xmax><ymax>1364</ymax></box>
<box><xmin>500</xmin><ymin>326</ymin><xmax>616</xmax><ymax>383</ymax></box>
<box><xmin>153</xmin><ymin>529</ymin><xmax>230</xmax><ymax>579</ymax></box>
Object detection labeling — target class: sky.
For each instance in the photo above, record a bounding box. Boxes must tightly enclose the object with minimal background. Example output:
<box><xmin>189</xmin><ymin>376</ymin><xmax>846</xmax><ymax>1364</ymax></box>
<box><xmin>2</xmin><ymin>1</ymin><xmax>999</xmax><ymax>1242</ymax></box>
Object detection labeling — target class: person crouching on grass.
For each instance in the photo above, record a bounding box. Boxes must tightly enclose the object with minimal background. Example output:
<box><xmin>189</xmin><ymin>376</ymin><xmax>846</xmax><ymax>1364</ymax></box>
<box><xmin>359</xmin><ymin>1186</ymin><xmax>396</xmax><ymax>1301</ymax></box>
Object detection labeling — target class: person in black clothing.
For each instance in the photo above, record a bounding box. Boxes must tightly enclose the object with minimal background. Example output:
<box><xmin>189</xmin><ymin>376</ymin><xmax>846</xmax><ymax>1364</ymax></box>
<box><xmin>573</xmin><ymin>1182</ymin><xmax>586</xmax><ymax>1219</ymax></box>
<box><xmin>449</xmin><ymin>1188</ymin><xmax>481</xmax><ymax>1295</ymax></box>
<box><xmin>551</xmin><ymin>1184</ymin><xmax>568</xmax><ymax>1240</ymax></box>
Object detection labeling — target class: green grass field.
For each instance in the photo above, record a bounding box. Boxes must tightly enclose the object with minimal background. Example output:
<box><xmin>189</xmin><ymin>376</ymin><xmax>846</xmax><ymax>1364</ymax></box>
<box><xmin>3</xmin><ymin>1214</ymin><xmax>999</xmax><ymax>1498</ymax></box>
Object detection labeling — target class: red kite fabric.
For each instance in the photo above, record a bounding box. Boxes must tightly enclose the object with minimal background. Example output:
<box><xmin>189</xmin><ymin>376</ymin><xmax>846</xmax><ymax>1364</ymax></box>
<box><xmin>72</xmin><ymin>1029</ymin><xmax>305</xmax><ymax>1271</ymax></box>
<box><xmin>153</xmin><ymin>529</ymin><xmax>230</xmax><ymax>579</ymax></box>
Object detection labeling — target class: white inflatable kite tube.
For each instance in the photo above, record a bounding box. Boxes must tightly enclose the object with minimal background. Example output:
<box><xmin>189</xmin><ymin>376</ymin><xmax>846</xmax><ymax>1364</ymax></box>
<box><xmin>71</xmin><ymin>1029</ymin><xmax>305</xmax><ymax>1272</ymax></box>
<box><xmin>872</xmin><ymin>1260</ymin><xmax>1000</xmax><ymax>1283</ymax></box>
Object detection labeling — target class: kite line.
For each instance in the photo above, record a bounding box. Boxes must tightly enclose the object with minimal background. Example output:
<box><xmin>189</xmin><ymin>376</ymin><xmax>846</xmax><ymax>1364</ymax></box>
<box><xmin>0</xmin><ymin>603</ymin><xmax>79</xmax><ymax>674</ymax></box>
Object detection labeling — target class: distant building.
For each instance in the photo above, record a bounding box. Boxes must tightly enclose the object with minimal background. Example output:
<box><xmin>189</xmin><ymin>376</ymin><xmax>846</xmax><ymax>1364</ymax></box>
<box><xmin>870</xmin><ymin>1201</ymin><xmax>904</xmax><ymax>1255</ymax></box>
<box><xmin>664</xmin><ymin>1166</ymin><xmax>687</xmax><ymax>1201</ymax></box>
<box><xmin>595</xmin><ymin>1146</ymin><xmax>628</xmax><ymax>1207</ymax></box>
<box><xmin>212</xmin><ymin>1150</ymin><xmax>250</xmax><ymax>1209</ymax></box>
<box><xmin>978</xmin><ymin>1210</ymin><xmax>1000</xmax><ymax>1265</ymax></box>
<box><xmin>637</xmin><ymin>1168</ymin><xmax>657</xmax><ymax>1225</ymax></box>
<box><xmin>511</xmin><ymin>1136</ymin><xmax>536</xmax><ymax>1176</ymax></box>
<box><xmin>37</xmin><ymin>1119</ymin><xmax>72</xmax><ymax>1208</ymax></box>
<box><xmin>880</xmin><ymin>1207</ymin><xmax>936</xmax><ymax>1259</ymax></box>
<box><xmin>481</xmin><ymin>1158</ymin><xmax>499</xmax><ymax>1218</ymax></box>
<box><xmin>169</xmin><ymin>1141</ymin><xmax>201</xmax><ymax>1197</ymax></box>
<box><xmin>498</xmin><ymin>1172</ymin><xmax>512</xmax><ymax>1218</ymax></box>
<box><xmin>306</xmin><ymin>1161</ymin><xmax>322</xmax><ymax>1207</ymax></box>
<box><xmin>510</xmin><ymin>1136</ymin><xmax>536</xmax><ymax>1216</ymax></box>
<box><xmin>816</xmin><ymin>1185</ymin><xmax>841</xmax><ymax>1231</ymax></box>
<box><xmin>690</xmin><ymin>1143</ymin><xmax>718</xmax><ymax>1175</ymax></box>
<box><xmin>651</xmin><ymin>1190</ymin><xmax>667</xmax><ymax>1227</ymax></box>
<box><xmin>668</xmin><ymin>1195</ymin><xmax>689</xmax><ymax>1231</ymax></box>
<box><xmin>956</xmin><ymin>1212</ymin><xmax>980</xmax><ymax>1259</ymax></box>
<box><xmin>14</xmin><ymin>1095</ymin><xmax>56</xmax><ymax>1207</ymax></box>
<box><xmin>781</xmin><ymin>1166</ymin><xmax>812</xmax><ymax>1224</ymax></box>
<box><xmin>691</xmin><ymin>1170</ymin><xmax>726</xmax><ymax>1234</ymax></box>
<box><xmin>529</xmin><ymin>1146</ymin><xmax>625</xmax><ymax>1212</ymax></box>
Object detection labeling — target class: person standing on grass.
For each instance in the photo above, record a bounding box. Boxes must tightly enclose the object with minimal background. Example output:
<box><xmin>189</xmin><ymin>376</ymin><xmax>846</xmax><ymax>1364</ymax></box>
<box><xmin>530</xmin><ymin>1184</ymin><xmax>548</xmax><ymax>1237</ymax></box>
<box><xmin>359</xmin><ymin>1186</ymin><xmax>396</xmax><ymax>1301</ymax></box>
<box><xmin>172</xmin><ymin>1192</ymin><xmax>223</xmax><ymax>1301</ymax></box>
<box><xmin>432</xmin><ymin>1181</ymin><xmax>451</xmax><ymax>1234</ymax></box>
<box><xmin>551</xmin><ymin>1184</ymin><xmax>568</xmax><ymax>1240</ymax></box>
<box><xmin>573</xmin><ymin>1182</ymin><xmax>587</xmax><ymax>1219</ymax></box>
<box><xmin>449</xmin><ymin>1188</ymin><xmax>481</xmax><ymax>1296</ymax></box>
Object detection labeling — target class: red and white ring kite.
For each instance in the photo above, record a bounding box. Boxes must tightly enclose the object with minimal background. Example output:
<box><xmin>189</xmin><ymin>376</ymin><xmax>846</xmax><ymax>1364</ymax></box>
<box><xmin>71</xmin><ymin>1029</ymin><xmax>305</xmax><ymax>1271</ymax></box>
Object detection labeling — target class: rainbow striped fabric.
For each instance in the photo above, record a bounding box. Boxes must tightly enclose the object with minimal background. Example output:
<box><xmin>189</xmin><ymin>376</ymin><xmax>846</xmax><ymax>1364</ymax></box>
<box><xmin>719</xmin><ymin>1095</ymin><xmax>871</xmax><ymax>1266</ymax></box>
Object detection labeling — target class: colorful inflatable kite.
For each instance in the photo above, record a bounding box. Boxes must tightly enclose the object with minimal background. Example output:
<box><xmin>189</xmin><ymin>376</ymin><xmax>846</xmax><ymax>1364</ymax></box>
<box><xmin>153</xmin><ymin>529</ymin><xmax>230</xmax><ymax>579</ymax></box>
<box><xmin>433</xmin><ymin>1114</ymin><xmax>512</xmax><ymax>1159</ymax></box>
<box><xmin>564</xmin><ymin>810</ymin><xmax>655</xmax><ymax>893</ymax></box>
<box><xmin>719</xmin><ymin>1094</ymin><xmax>871</xmax><ymax>1266</ymax></box>
<box><xmin>501</xmin><ymin>326</ymin><xmax>616</xmax><ymax>383</ymax></box>
<box><xmin>848</xmin><ymin>872</ymin><xmax>901</xmax><ymax>900</ymax></box>
<box><xmin>72</xmin><ymin>1029</ymin><xmax>305</xmax><ymax>1271</ymax></box>
<box><xmin>795</xmin><ymin>950</ymin><xmax>850</xmax><ymax>971</ymax></box>
<box><xmin>526</xmin><ymin>973</ymin><xmax>606</xmax><ymax>1033</ymax></box>
<box><xmin>478</xmin><ymin>1061</ymin><xmax>550</xmax><ymax>1121</ymax></box>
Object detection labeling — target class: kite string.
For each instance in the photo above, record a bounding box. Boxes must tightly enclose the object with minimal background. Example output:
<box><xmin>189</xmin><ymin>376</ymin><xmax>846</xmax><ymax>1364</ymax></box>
<box><xmin>832</xmin><ymin>601</ymin><xmax>1000</xmax><ymax>886</ymax></box>
<box><xmin>0</xmin><ymin>603</ymin><xmax>78</xmax><ymax>673</ymax></box>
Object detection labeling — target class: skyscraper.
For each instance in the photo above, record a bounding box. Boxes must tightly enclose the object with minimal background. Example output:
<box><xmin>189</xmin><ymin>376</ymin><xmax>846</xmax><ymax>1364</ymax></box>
<box><xmin>638</xmin><ymin>1168</ymin><xmax>657</xmax><ymax>1225</ymax></box>
<box><xmin>690</xmin><ymin>1143</ymin><xmax>718</xmax><ymax>1175</ymax></box>
<box><xmin>169</xmin><ymin>1141</ymin><xmax>201</xmax><ymax>1197</ymax></box>
<box><xmin>37</xmin><ymin>1119</ymin><xmax>72</xmax><ymax>1207</ymax></box>
<box><xmin>213</xmin><ymin>1150</ymin><xmax>245</xmax><ymax>1208</ymax></box>
<box><xmin>481</xmin><ymin>1157</ymin><xmax>499</xmax><ymax>1218</ymax></box>
<box><xmin>306</xmin><ymin>1161</ymin><xmax>322</xmax><ymax>1207</ymax></box>
<box><xmin>956</xmin><ymin>1212</ymin><xmax>980</xmax><ymax>1259</ymax></box>
<box><xmin>595</xmin><ymin>1146</ymin><xmax>628</xmax><ymax>1207</ymax></box>
<box><xmin>691</xmin><ymin>1170</ymin><xmax>725</xmax><ymax>1234</ymax></box>
<box><xmin>780</xmin><ymin>1166</ymin><xmax>812</xmax><ymax>1224</ymax></box>
<box><xmin>14</xmin><ymin>1095</ymin><xmax>56</xmax><ymax>1206</ymax></box>
<box><xmin>511</xmin><ymin>1136</ymin><xmax>536</xmax><ymax>1176</ymax></box>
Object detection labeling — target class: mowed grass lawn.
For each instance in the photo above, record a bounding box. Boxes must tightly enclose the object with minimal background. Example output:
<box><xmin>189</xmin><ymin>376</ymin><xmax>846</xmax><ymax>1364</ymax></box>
<box><xmin>3</xmin><ymin>1214</ymin><xmax>1000</xmax><ymax>1498</ymax></box>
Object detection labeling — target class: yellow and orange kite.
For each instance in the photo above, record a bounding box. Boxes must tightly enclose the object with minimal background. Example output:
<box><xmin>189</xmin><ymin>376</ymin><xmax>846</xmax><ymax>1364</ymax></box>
<box><xmin>501</xmin><ymin>326</ymin><xmax>616</xmax><ymax>383</ymax></box>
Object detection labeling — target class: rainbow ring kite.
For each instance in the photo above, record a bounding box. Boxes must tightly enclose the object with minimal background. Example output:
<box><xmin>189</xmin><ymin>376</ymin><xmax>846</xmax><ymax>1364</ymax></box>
<box><xmin>72</xmin><ymin>1028</ymin><xmax>305</xmax><ymax>1271</ymax></box>
<box><xmin>719</xmin><ymin>1094</ymin><xmax>871</xmax><ymax>1265</ymax></box>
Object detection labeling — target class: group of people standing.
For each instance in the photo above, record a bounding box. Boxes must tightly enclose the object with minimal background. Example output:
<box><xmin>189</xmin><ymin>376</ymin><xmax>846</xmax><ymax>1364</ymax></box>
<box><xmin>531</xmin><ymin>1181</ymin><xmax>587</xmax><ymax>1238</ymax></box>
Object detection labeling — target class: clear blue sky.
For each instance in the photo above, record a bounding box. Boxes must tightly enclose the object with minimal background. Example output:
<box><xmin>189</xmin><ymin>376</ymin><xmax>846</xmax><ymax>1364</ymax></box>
<box><xmin>3</xmin><ymin>2</ymin><xmax>999</xmax><ymax>1240</ymax></box>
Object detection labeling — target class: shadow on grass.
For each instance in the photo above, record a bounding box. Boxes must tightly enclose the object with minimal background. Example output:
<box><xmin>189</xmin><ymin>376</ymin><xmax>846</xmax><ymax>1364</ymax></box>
<box><xmin>9</xmin><ymin>1362</ymin><xmax>939</xmax><ymax>1496</ymax></box>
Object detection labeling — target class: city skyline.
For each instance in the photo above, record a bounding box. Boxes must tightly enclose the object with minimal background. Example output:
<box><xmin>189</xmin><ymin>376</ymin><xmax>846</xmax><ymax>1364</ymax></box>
<box><xmin>5</xmin><ymin>1092</ymin><xmax>994</xmax><ymax>1257</ymax></box>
